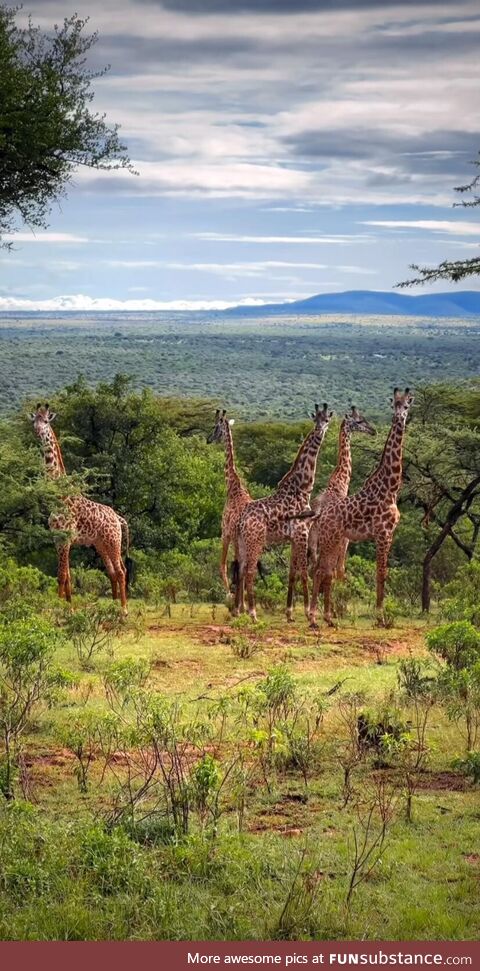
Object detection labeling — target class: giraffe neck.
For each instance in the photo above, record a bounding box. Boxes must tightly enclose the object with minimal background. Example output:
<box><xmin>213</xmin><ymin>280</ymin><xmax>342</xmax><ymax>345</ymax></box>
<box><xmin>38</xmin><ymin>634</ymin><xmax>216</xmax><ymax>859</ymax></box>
<box><xmin>224</xmin><ymin>423</ymin><xmax>244</xmax><ymax>497</ymax></box>
<box><xmin>359</xmin><ymin>415</ymin><xmax>406</xmax><ymax>501</ymax></box>
<box><xmin>36</xmin><ymin>425</ymin><xmax>66</xmax><ymax>479</ymax></box>
<box><xmin>326</xmin><ymin>420</ymin><xmax>352</xmax><ymax>498</ymax></box>
<box><xmin>276</xmin><ymin>425</ymin><xmax>327</xmax><ymax>503</ymax></box>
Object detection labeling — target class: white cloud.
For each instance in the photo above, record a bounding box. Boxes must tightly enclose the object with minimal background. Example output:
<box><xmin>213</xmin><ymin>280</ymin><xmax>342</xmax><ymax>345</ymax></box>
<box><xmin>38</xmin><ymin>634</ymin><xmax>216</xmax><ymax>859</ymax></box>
<box><xmin>362</xmin><ymin>220</ymin><xmax>480</xmax><ymax>236</ymax></box>
<box><xmin>0</xmin><ymin>293</ymin><xmax>271</xmax><ymax>312</ymax></box>
<box><xmin>191</xmin><ymin>233</ymin><xmax>373</xmax><ymax>244</ymax></box>
<box><xmin>3</xmin><ymin>232</ymin><xmax>91</xmax><ymax>244</ymax></box>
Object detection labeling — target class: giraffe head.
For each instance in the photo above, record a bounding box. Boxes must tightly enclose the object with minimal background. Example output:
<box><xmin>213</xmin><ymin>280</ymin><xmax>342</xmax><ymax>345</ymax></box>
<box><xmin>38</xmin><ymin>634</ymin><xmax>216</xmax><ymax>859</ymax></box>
<box><xmin>207</xmin><ymin>408</ymin><xmax>234</xmax><ymax>444</ymax></box>
<box><xmin>391</xmin><ymin>387</ymin><xmax>414</xmax><ymax>423</ymax></box>
<box><xmin>30</xmin><ymin>402</ymin><xmax>57</xmax><ymax>437</ymax></box>
<box><xmin>345</xmin><ymin>406</ymin><xmax>376</xmax><ymax>437</ymax></box>
<box><xmin>311</xmin><ymin>402</ymin><xmax>334</xmax><ymax>432</ymax></box>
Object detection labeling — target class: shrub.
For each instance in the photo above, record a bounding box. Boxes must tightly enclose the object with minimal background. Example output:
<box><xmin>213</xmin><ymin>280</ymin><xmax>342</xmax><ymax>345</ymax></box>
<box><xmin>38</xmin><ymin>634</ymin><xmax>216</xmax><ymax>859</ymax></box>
<box><xmin>0</xmin><ymin>615</ymin><xmax>65</xmax><ymax>799</ymax></box>
<box><xmin>62</xmin><ymin>600</ymin><xmax>124</xmax><ymax>670</ymax></box>
<box><xmin>453</xmin><ymin>751</ymin><xmax>480</xmax><ymax>786</ymax></box>
<box><xmin>426</xmin><ymin>621</ymin><xmax>480</xmax><ymax>671</ymax></box>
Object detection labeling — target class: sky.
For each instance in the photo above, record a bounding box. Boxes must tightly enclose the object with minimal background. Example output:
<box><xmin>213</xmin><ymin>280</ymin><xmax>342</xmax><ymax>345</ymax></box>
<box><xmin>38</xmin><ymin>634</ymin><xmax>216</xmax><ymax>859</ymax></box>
<box><xmin>1</xmin><ymin>0</ymin><xmax>480</xmax><ymax>311</ymax></box>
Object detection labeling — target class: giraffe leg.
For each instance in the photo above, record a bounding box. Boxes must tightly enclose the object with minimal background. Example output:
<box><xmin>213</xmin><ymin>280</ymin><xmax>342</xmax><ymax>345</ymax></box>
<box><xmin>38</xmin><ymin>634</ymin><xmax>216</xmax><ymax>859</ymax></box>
<box><xmin>322</xmin><ymin>573</ymin><xmax>336</xmax><ymax>626</ymax></box>
<box><xmin>100</xmin><ymin>553</ymin><xmax>118</xmax><ymax>600</ymax></box>
<box><xmin>113</xmin><ymin>557</ymin><xmax>128</xmax><ymax>615</ymax></box>
<box><xmin>308</xmin><ymin>567</ymin><xmax>322</xmax><ymax>629</ymax></box>
<box><xmin>375</xmin><ymin>536</ymin><xmax>391</xmax><ymax>627</ymax></box>
<box><xmin>220</xmin><ymin>536</ymin><xmax>230</xmax><ymax>594</ymax></box>
<box><xmin>286</xmin><ymin>548</ymin><xmax>297</xmax><ymax>622</ymax></box>
<box><xmin>245</xmin><ymin>560</ymin><xmax>258</xmax><ymax>621</ymax></box>
<box><xmin>57</xmin><ymin>544</ymin><xmax>72</xmax><ymax>603</ymax></box>
<box><xmin>336</xmin><ymin>538</ymin><xmax>349</xmax><ymax>581</ymax></box>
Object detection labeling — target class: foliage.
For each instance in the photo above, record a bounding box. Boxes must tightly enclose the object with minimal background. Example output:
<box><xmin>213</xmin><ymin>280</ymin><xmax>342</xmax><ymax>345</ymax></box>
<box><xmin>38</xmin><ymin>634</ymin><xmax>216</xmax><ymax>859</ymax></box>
<box><xmin>426</xmin><ymin>621</ymin><xmax>480</xmax><ymax>671</ymax></box>
<box><xmin>0</xmin><ymin>7</ymin><xmax>131</xmax><ymax>243</ymax></box>
<box><xmin>453</xmin><ymin>751</ymin><xmax>480</xmax><ymax>785</ymax></box>
<box><xmin>399</xmin><ymin>152</ymin><xmax>480</xmax><ymax>286</ymax></box>
<box><xmin>61</xmin><ymin>600</ymin><xmax>124</xmax><ymax>670</ymax></box>
<box><xmin>0</xmin><ymin>614</ymin><xmax>65</xmax><ymax>798</ymax></box>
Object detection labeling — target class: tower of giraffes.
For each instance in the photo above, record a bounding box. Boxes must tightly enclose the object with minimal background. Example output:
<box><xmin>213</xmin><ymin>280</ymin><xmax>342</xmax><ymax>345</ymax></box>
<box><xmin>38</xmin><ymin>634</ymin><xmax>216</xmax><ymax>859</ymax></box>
<box><xmin>31</xmin><ymin>403</ymin><xmax>130</xmax><ymax>613</ymax></box>
<box><xmin>306</xmin><ymin>388</ymin><xmax>414</xmax><ymax>628</ymax></box>
<box><xmin>235</xmin><ymin>403</ymin><xmax>333</xmax><ymax>620</ymax></box>
<box><xmin>207</xmin><ymin>409</ymin><xmax>252</xmax><ymax>593</ymax></box>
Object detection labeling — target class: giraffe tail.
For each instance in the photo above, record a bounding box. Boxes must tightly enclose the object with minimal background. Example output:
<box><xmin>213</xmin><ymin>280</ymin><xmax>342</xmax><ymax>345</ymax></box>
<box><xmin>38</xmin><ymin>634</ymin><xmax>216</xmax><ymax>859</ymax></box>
<box><xmin>257</xmin><ymin>560</ymin><xmax>267</xmax><ymax>585</ymax></box>
<box><xmin>230</xmin><ymin>559</ymin><xmax>267</xmax><ymax>588</ymax></box>
<box><xmin>230</xmin><ymin>559</ymin><xmax>240</xmax><ymax>590</ymax></box>
<box><xmin>118</xmin><ymin>516</ymin><xmax>133</xmax><ymax>591</ymax></box>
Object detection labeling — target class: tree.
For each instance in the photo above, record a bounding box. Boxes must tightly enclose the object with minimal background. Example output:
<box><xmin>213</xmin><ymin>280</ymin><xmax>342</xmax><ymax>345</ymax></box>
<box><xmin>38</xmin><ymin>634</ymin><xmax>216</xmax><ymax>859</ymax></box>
<box><xmin>0</xmin><ymin>6</ymin><xmax>132</xmax><ymax>243</ymax></box>
<box><xmin>398</xmin><ymin>153</ymin><xmax>480</xmax><ymax>286</ymax></box>
<box><xmin>402</xmin><ymin>384</ymin><xmax>480</xmax><ymax>611</ymax></box>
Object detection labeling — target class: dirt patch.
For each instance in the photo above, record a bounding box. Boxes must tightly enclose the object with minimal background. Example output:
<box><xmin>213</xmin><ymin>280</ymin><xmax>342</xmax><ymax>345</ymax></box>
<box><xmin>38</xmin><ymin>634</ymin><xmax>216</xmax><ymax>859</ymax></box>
<box><xmin>415</xmin><ymin>771</ymin><xmax>469</xmax><ymax>792</ymax></box>
<box><xmin>24</xmin><ymin>748</ymin><xmax>74</xmax><ymax>768</ymax></box>
<box><xmin>464</xmin><ymin>854</ymin><xmax>480</xmax><ymax>866</ymax></box>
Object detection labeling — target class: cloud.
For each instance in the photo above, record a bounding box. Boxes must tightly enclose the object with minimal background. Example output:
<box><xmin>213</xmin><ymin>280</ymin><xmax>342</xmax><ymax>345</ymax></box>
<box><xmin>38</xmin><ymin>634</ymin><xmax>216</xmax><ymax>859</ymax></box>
<box><xmin>362</xmin><ymin>220</ymin><xmax>480</xmax><ymax>235</ymax></box>
<box><xmin>0</xmin><ymin>293</ymin><xmax>271</xmax><ymax>312</ymax></box>
<box><xmin>191</xmin><ymin>233</ymin><xmax>374</xmax><ymax>243</ymax></box>
<box><xmin>3</xmin><ymin>232</ymin><xmax>91</xmax><ymax>244</ymax></box>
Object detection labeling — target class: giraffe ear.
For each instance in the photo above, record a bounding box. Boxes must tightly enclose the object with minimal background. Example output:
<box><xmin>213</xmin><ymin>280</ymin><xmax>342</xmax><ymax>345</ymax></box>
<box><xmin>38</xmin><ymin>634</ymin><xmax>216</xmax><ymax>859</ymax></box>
<box><xmin>48</xmin><ymin>411</ymin><xmax>57</xmax><ymax>423</ymax></box>
<box><xmin>228</xmin><ymin>418</ymin><xmax>235</xmax><ymax>426</ymax></box>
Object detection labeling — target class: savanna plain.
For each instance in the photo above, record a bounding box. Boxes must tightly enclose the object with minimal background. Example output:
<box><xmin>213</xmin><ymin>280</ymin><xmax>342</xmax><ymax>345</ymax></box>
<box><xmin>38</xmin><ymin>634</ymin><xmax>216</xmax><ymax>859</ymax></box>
<box><xmin>0</xmin><ymin>312</ymin><xmax>479</xmax><ymax>941</ymax></box>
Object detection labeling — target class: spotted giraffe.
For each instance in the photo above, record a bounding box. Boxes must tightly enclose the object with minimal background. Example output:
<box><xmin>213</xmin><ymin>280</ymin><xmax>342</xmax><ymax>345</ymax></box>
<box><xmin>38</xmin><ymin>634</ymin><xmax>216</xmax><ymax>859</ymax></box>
<box><xmin>207</xmin><ymin>409</ymin><xmax>252</xmax><ymax>593</ymax></box>
<box><xmin>306</xmin><ymin>407</ymin><xmax>376</xmax><ymax>581</ymax></box>
<box><xmin>31</xmin><ymin>403</ymin><xmax>130</xmax><ymax>613</ymax></box>
<box><xmin>235</xmin><ymin>403</ymin><xmax>333</xmax><ymax>621</ymax></box>
<box><xmin>304</xmin><ymin>388</ymin><xmax>414</xmax><ymax>628</ymax></box>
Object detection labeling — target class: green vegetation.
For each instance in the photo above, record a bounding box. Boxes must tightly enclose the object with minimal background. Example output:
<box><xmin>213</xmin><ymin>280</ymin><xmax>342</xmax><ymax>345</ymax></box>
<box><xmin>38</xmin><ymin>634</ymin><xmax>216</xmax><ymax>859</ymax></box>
<box><xmin>0</xmin><ymin>7</ymin><xmax>131</xmax><ymax>244</ymax></box>
<box><xmin>0</xmin><ymin>374</ymin><xmax>480</xmax><ymax>940</ymax></box>
<box><xmin>0</xmin><ymin>313</ymin><xmax>479</xmax><ymax>416</ymax></box>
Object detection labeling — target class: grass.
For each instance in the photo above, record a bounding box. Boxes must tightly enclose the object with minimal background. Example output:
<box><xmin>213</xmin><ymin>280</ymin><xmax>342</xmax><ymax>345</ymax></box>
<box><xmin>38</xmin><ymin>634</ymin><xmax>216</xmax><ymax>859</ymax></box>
<box><xmin>0</xmin><ymin>601</ymin><xmax>479</xmax><ymax>941</ymax></box>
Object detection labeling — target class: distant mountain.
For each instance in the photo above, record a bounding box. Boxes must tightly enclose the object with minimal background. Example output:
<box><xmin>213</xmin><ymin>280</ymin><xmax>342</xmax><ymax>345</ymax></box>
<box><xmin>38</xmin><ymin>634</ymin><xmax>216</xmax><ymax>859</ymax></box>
<box><xmin>228</xmin><ymin>290</ymin><xmax>480</xmax><ymax>317</ymax></box>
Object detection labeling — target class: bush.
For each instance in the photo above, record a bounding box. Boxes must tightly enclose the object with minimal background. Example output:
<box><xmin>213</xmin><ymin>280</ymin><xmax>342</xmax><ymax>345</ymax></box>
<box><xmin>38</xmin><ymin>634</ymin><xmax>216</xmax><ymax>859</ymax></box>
<box><xmin>426</xmin><ymin>621</ymin><xmax>480</xmax><ymax>671</ymax></box>
<box><xmin>0</xmin><ymin>615</ymin><xmax>65</xmax><ymax>799</ymax></box>
<box><xmin>62</xmin><ymin>600</ymin><xmax>124</xmax><ymax>670</ymax></box>
<box><xmin>453</xmin><ymin>751</ymin><xmax>480</xmax><ymax>786</ymax></box>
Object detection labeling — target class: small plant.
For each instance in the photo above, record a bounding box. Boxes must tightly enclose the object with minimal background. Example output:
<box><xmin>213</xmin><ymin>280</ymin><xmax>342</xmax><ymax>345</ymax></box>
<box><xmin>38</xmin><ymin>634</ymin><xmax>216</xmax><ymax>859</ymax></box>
<box><xmin>336</xmin><ymin>692</ymin><xmax>367</xmax><ymax>807</ymax></box>
<box><xmin>381</xmin><ymin>596</ymin><xmax>402</xmax><ymax>630</ymax></box>
<box><xmin>229</xmin><ymin>634</ymin><xmax>262</xmax><ymax>660</ymax></box>
<box><xmin>0</xmin><ymin>615</ymin><xmax>65</xmax><ymax>800</ymax></box>
<box><xmin>271</xmin><ymin>847</ymin><xmax>322</xmax><ymax>940</ymax></box>
<box><xmin>437</xmin><ymin>665</ymin><xmax>480</xmax><ymax>752</ymax></box>
<box><xmin>346</xmin><ymin>775</ymin><xmax>398</xmax><ymax>907</ymax></box>
<box><xmin>63</xmin><ymin>601</ymin><xmax>124</xmax><ymax>670</ymax></box>
<box><xmin>453</xmin><ymin>751</ymin><xmax>480</xmax><ymax>786</ymax></box>
<box><xmin>426</xmin><ymin>621</ymin><xmax>480</xmax><ymax>671</ymax></box>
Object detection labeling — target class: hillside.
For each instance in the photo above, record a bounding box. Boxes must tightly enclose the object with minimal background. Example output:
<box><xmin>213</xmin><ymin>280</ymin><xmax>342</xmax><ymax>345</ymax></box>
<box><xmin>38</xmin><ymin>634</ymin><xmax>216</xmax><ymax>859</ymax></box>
<box><xmin>228</xmin><ymin>290</ymin><xmax>480</xmax><ymax>317</ymax></box>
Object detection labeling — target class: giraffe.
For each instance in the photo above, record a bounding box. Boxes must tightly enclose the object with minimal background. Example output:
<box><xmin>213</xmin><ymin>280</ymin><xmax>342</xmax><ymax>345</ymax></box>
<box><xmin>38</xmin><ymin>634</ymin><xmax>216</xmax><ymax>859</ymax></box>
<box><xmin>30</xmin><ymin>403</ymin><xmax>130</xmax><ymax>613</ymax></box>
<box><xmin>207</xmin><ymin>408</ymin><xmax>252</xmax><ymax>593</ymax></box>
<box><xmin>305</xmin><ymin>388</ymin><xmax>414</xmax><ymax>629</ymax></box>
<box><xmin>235</xmin><ymin>402</ymin><xmax>333</xmax><ymax>621</ymax></box>
<box><xmin>306</xmin><ymin>407</ymin><xmax>376</xmax><ymax>581</ymax></box>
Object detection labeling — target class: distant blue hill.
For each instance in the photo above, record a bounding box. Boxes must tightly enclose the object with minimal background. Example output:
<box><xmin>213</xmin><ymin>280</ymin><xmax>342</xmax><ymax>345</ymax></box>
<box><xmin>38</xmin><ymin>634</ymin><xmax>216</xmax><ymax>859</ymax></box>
<box><xmin>229</xmin><ymin>290</ymin><xmax>480</xmax><ymax>317</ymax></box>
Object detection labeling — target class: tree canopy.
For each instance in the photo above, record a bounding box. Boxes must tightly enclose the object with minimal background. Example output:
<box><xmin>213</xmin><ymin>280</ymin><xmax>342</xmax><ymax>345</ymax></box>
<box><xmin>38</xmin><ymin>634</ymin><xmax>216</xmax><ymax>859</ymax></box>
<box><xmin>0</xmin><ymin>6</ymin><xmax>132</xmax><ymax>243</ymax></box>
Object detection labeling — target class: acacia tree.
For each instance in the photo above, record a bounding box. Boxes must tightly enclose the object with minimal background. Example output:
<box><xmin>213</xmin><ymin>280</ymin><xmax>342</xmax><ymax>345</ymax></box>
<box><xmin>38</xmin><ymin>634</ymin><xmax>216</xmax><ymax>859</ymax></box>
<box><xmin>0</xmin><ymin>6</ymin><xmax>132</xmax><ymax>243</ymax></box>
<box><xmin>398</xmin><ymin>154</ymin><xmax>480</xmax><ymax>286</ymax></box>
<box><xmin>403</xmin><ymin>384</ymin><xmax>480</xmax><ymax>611</ymax></box>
